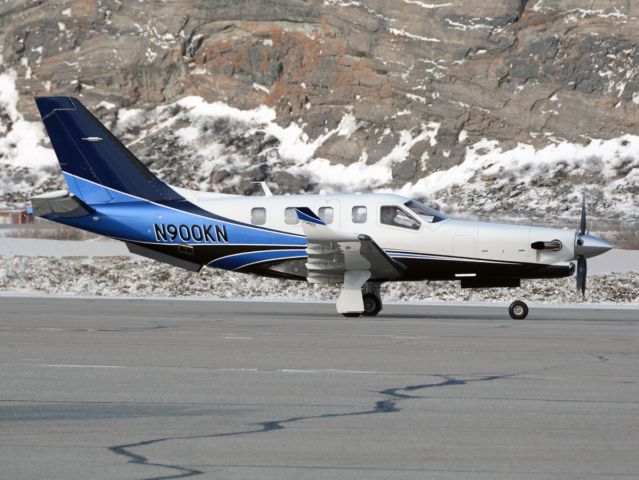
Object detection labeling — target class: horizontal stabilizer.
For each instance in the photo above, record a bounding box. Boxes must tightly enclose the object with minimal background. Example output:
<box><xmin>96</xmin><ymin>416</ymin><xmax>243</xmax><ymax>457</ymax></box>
<box><xmin>31</xmin><ymin>190</ymin><xmax>94</xmax><ymax>218</ymax></box>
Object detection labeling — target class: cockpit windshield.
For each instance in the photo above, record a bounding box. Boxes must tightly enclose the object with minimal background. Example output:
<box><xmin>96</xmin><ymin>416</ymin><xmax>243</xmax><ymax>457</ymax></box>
<box><xmin>404</xmin><ymin>200</ymin><xmax>447</xmax><ymax>223</ymax></box>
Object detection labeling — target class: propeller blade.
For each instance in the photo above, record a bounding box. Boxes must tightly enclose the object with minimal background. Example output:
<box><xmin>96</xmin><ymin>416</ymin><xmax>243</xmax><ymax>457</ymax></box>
<box><xmin>576</xmin><ymin>255</ymin><xmax>587</xmax><ymax>300</ymax></box>
<box><xmin>580</xmin><ymin>194</ymin><xmax>587</xmax><ymax>235</ymax></box>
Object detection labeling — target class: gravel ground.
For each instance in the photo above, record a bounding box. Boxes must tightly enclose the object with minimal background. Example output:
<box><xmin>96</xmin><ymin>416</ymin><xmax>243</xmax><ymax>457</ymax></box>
<box><xmin>1</xmin><ymin>256</ymin><xmax>638</xmax><ymax>304</ymax></box>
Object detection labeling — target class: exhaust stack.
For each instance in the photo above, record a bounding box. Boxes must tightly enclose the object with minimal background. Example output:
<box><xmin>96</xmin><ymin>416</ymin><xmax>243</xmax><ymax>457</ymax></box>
<box><xmin>531</xmin><ymin>240</ymin><xmax>563</xmax><ymax>251</ymax></box>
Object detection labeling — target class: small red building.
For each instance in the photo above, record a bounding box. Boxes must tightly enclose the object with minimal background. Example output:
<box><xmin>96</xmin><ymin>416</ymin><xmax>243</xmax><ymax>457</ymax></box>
<box><xmin>0</xmin><ymin>210</ymin><xmax>34</xmax><ymax>225</ymax></box>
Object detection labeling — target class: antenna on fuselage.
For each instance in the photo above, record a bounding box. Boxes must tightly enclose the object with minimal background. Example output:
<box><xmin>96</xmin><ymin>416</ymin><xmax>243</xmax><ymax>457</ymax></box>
<box><xmin>251</xmin><ymin>181</ymin><xmax>273</xmax><ymax>196</ymax></box>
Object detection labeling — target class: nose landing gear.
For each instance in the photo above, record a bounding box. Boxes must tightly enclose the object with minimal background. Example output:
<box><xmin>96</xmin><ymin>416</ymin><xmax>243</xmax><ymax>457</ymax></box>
<box><xmin>508</xmin><ymin>300</ymin><xmax>529</xmax><ymax>320</ymax></box>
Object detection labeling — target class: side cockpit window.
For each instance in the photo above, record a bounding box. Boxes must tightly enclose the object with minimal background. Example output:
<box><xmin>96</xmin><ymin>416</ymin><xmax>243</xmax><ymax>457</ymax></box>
<box><xmin>380</xmin><ymin>206</ymin><xmax>420</xmax><ymax>230</ymax></box>
<box><xmin>251</xmin><ymin>207</ymin><xmax>266</xmax><ymax>225</ymax></box>
<box><xmin>352</xmin><ymin>206</ymin><xmax>367</xmax><ymax>224</ymax></box>
<box><xmin>404</xmin><ymin>200</ymin><xmax>446</xmax><ymax>223</ymax></box>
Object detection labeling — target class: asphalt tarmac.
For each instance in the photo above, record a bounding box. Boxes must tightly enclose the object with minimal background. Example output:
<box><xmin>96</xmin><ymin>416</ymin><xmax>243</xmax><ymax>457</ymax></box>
<box><xmin>1</xmin><ymin>296</ymin><xmax>638</xmax><ymax>479</ymax></box>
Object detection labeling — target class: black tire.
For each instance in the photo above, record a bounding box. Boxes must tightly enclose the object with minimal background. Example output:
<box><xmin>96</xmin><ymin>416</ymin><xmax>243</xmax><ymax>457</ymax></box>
<box><xmin>508</xmin><ymin>300</ymin><xmax>529</xmax><ymax>320</ymax></box>
<box><xmin>362</xmin><ymin>293</ymin><xmax>383</xmax><ymax>317</ymax></box>
<box><xmin>342</xmin><ymin>312</ymin><xmax>362</xmax><ymax>318</ymax></box>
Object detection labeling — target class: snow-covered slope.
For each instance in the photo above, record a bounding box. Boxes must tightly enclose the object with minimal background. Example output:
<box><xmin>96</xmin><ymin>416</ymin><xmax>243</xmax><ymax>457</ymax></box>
<box><xmin>2</xmin><ymin>68</ymin><xmax>638</xmax><ymax>222</ymax></box>
<box><xmin>0</xmin><ymin>70</ymin><xmax>60</xmax><ymax>204</ymax></box>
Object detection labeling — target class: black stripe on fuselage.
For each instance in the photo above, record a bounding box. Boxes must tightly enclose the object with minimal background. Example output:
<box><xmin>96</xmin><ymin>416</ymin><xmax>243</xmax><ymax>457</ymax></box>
<box><xmin>126</xmin><ymin>241</ymin><xmax>306</xmax><ymax>267</ymax></box>
<box><xmin>237</xmin><ymin>254</ymin><xmax>574</xmax><ymax>282</ymax></box>
<box><xmin>393</xmin><ymin>256</ymin><xmax>573</xmax><ymax>281</ymax></box>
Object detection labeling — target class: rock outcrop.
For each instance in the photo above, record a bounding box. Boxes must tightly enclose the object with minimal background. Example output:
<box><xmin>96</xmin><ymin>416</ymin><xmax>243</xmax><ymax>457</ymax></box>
<box><xmin>1</xmin><ymin>0</ymin><xmax>638</xmax><ymax>215</ymax></box>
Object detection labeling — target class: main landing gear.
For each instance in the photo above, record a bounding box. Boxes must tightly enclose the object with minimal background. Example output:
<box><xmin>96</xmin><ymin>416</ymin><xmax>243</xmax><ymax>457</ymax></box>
<box><xmin>340</xmin><ymin>280</ymin><xmax>383</xmax><ymax>317</ymax></box>
<box><xmin>508</xmin><ymin>300</ymin><xmax>529</xmax><ymax>320</ymax></box>
<box><xmin>362</xmin><ymin>283</ymin><xmax>383</xmax><ymax>317</ymax></box>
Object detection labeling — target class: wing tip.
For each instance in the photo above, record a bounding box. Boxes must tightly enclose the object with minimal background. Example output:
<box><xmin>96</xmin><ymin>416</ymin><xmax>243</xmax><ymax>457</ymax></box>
<box><xmin>295</xmin><ymin>207</ymin><xmax>325</xmax><ymax>225</ymax></box>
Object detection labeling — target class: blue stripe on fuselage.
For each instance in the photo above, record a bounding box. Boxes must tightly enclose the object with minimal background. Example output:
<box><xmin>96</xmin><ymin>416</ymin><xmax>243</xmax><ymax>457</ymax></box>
<box><xmin>47</xmin><ymin>174</ymin><xmax>307</xmax><ymax>248</ymax></box>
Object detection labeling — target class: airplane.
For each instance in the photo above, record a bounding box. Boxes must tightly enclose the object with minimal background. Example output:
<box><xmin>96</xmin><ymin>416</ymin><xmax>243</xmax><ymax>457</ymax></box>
<box><xmin>30</xmin><ymin>96</ymin><xmax>613</xmax><ymax>320</ymax></box>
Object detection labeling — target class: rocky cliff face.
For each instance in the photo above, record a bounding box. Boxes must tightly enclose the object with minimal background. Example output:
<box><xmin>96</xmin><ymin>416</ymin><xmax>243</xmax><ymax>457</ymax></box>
<box><xmin>1</xmin><ymin>0</ymin><xmax>639</xmax><ymax>218</ymax></box>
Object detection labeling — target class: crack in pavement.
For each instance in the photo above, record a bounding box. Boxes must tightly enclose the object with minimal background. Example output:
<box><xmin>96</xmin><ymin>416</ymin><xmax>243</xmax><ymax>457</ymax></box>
<box><xmin>107</xmin><ymin>373</ymin><xmax>510</xmax><ymax>480</ymax></box>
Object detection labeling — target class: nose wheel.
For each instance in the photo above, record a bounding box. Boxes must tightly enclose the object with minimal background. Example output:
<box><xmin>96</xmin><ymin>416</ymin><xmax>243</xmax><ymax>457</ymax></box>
<box><xmin>508</xmin><ymin>300</ymin><xmax>529</xmax><ymax>320</ymax></box>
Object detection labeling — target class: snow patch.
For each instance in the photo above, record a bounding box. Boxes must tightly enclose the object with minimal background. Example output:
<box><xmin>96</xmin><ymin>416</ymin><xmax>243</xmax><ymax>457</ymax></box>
<box><xmin>0</xmin><ymin>70</ymin><xmax>56</xmax><ymax>170</ymax></box>
<box><xmin>290</xmin><ymin>157</ymin><xmax>392</xmax><ymax>191</ymax></box>
<box><xmin>402</xmin><ymin>0</ymin><xmax>452</xmax><ymax>9</ymax></box>
<box><xmin>389</xmin><ymin>28</ymin><xmax>440</xmax><ymax>43</ymax></box>
<box><xmin>177</xmin><ymin>96</ymin><xmax>276</xmax><ymax>125</ymax></box>
<box><xmin>116</xmin><ymin>107</ymin><xmax>146</xmax><ymax>131</ymax></box>
<box><xmin>406</xmin><ymin>93</ymin><xmax>428</xmax><ymax>104</ymax></box>
<box><xmin>564</xmin><ymin>8</ymin><xmax>627</xmax><ymax>23</ymax></box>
<box><xmin>0</xmin><ymin>70</ymin><xmax>58</xmax><ymax>203</ymax></box>
<box><xmin>0</xmin><ymin>70</ymin><xmax>20</xmax><ymax>120</ymax></box>
<box><xmin>252</xmin><ymin>82</ymin><xmax>270</xmax><ymax>94</ymax></box>
<box><xmin>336</xmin><ymin>112</ymin><xmax>361</xmax><ymax>137</ymax></box>
<box><xmin>125</xmin><ymin>96</ymin><xmax>365</xmax><ymax>191</ymax></box>
<box><xmin>96</xmin><ymin>100</ymin><xmax>116</xmax><ymax>110</ymax></box>
<box><xmin>444</xmin><ymin>18</ymin><xmax>492</xmax><ymax>31</ymax></box>
<box><xmin>294</xmin><ymin>123</ymin><xmax>440</xmax><ymax>191</ymax></box>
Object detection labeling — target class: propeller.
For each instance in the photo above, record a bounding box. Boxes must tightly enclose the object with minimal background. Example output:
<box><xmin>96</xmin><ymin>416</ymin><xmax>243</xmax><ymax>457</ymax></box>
<box><xmin>573</xmin><ymin>194</ymin><xmax>612</xmax><ymax>300</ymax></box>
<box><xmin>576</xmin><ymin>254</ymin><xmax>587</xmax><ymax>300</ymax></box>
<box><xmin>575</xmin><ymin>194</ymin><xmax>587</xmax><ymax>300</ymax></box>
<box><xmin>579</xmin><ymin>194</ymin><xmax>587</xmax><ymax>236</ymax></box>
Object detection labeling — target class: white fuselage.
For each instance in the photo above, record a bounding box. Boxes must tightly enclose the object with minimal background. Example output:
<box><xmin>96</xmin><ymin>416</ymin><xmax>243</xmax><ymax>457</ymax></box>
<box><xmin>174</xmin><ymin>188</ymin><xmax>577</xmax><ymax>268</ymax></box>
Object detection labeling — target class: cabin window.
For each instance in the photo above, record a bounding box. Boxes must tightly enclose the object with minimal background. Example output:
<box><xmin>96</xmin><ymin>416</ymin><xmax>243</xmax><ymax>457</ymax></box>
<box><xmin>318</xmin><ymin>206</ymin><xmax>334</xmax><ymax>224</ymax></box>
<box><xmin>380</xmin><ymin>206</ymin><xmax>420</xmax><ymax>230</ymax></box>
<box><xmin>251</xmin><ymin>207</ymin><xmax>266</xmax><ymax>225</ymax></box>
<box><xmin>284</xmin><ymin>207</ymin><xmax>299</xmax><ymax>225</ymax></box>
<box><xmin>352</xmin><ymin>206</ymin><xmax>367</xmax><ymax>223</ymax></box>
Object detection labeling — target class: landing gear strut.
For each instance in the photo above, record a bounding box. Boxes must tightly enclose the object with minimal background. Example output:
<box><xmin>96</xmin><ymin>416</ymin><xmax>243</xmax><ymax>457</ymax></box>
<box><xmin>508</xmin><ymin>300</ymin><xmax>529</xmax><ymax>320</ymax></box>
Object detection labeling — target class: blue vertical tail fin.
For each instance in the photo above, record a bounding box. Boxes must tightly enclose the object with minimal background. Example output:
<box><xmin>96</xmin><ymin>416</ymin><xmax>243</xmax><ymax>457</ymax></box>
<box><xmin>34</xmin><ymin>96</ymin><xmax>181</xmax><ymax>204</ymax></box>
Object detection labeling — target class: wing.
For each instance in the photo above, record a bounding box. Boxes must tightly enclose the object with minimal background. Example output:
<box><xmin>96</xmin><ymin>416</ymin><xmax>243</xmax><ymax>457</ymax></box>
<box><xmin>295</xmin><ymin>207</ymin><xmax>404</xmax><ymax>284</ymax></box>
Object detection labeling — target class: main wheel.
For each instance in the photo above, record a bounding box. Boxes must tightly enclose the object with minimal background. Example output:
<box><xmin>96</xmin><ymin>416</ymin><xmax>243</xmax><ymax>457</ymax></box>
<box><xmin>362</xmin><ymin>293</ymin><xmax>383</xmax><ymax>317</ymax></box>
<box><xmin>508</xmin><ymin>300</ymin><xmax>529</xmax><ymax>320</ymax></box>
